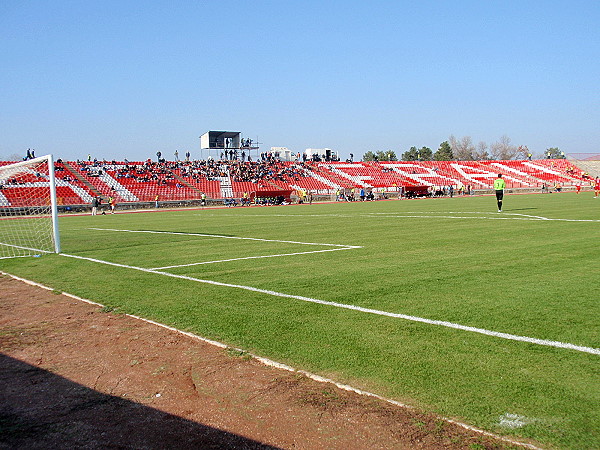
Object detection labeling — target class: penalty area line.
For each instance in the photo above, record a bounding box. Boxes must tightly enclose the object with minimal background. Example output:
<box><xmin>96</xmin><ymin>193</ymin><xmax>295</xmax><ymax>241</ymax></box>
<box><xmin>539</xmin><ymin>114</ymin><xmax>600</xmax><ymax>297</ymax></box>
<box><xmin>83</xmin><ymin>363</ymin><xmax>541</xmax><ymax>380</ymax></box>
<box><xmin>59</xmin><ymin>252</ymin><xmax>600</xmax><ymax>356</ymax></box>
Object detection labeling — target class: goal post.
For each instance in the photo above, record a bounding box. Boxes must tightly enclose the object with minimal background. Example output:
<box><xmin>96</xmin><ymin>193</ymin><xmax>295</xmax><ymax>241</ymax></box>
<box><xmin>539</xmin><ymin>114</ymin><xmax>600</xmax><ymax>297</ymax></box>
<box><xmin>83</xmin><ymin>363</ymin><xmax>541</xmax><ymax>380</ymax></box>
<box><xmin>0</xmin><ymin>154</ymin><xmax>61</xmax><ymax>258</ymax></box>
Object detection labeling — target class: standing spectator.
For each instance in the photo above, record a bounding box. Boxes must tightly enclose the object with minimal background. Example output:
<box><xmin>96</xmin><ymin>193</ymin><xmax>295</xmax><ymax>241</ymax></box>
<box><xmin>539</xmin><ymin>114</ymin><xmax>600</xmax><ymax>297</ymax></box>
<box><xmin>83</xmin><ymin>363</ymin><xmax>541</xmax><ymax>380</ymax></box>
<box><xmin>174</xmin><ymin>150</ymin><xmax>179</xmax><ymax>161</ymax></box>
<box><xmin>155</xmin><ymin>194</ymin><xmax>160</xmax><ymax>208</ymax></box>
<box><xmin>91</xmin><ymin>196</ymin><xmax>99</xmax><ymax>215</ymax></box>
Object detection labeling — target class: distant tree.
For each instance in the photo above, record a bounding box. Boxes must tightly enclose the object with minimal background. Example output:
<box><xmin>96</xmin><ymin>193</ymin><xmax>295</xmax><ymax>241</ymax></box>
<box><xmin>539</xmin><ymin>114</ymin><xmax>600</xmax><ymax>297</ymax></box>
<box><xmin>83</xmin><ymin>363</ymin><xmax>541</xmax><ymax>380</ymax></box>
<box><xmin>376</xmin><ymin>150</ymin><xmax>397</xmax><ymax>161</ymax></box>
<box><xmin>362</xmin><ymin>151</ymin><xmax>377</xmax><ymax>162</ymax></box>
<box><xmin>516</xmin><ymin>145</ymin><xmax>530</xmax><ymax>160</ymax></box>
<box><xmin>401</xmin><ymin>146</ymin><xmax>419</xmax><ymax>161</ymax></box>
<box><xmin>418</xmin><ymin>146</ymin><xmax>433</xmax><ymax>161</ymax></box>
<box><xmin>449</xmin><ymin>135</ymin><xmax>475</xmax><ymax>160</ymax></box>
<box><xmin>490</xmin><ymin>135</ymin><xmax>518</xmax><ymax>160</ymax></box>
<box><xmin>473</xmin><ymin>141</ymin><xmax>491</xmax><ymax>160</ymax></box>
<box><xmin>545</xmin><ymin>147</ymin><xmax>565</xmax><ymax>159</ymax></box>
<box><xmin>402</xmin><ymin>146</ymin><xmax>432</xmax><ymax>161</ymax></box>
<box><xmin>363</xmin><ymin>150</ymin><xmax>397</xmax><ymax>161</ymax></box>
<box><xmin>434</xmin><ymin>141</ymin><xmax>453</xmax><ymax>161</ymax></box>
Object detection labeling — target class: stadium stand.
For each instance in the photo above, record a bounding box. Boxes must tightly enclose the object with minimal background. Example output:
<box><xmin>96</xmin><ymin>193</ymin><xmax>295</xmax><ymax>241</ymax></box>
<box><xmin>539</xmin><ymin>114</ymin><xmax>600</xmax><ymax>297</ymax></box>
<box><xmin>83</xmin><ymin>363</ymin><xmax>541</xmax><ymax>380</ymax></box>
<box><xmin>1</xmin><ymin>158</ymin><xmax>595</xmax><ymax>208</ymax></box>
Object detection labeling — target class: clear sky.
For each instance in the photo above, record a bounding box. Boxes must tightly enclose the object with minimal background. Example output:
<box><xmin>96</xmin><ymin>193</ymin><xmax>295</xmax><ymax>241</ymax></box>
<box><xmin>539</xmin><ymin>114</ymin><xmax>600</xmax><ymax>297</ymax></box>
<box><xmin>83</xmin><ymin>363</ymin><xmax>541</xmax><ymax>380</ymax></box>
<box><xmin>1</xmin><ymin>0</ymin><xmax>599</xmax><ymax>161</ymax></box>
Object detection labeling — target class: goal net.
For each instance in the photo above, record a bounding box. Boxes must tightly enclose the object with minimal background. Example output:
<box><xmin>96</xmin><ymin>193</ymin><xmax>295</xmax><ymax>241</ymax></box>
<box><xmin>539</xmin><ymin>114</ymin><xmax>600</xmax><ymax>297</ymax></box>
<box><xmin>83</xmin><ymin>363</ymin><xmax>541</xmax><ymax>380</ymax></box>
<box><xmin>0</xmin><ymin>155</ymin><xmax>61</xmax><ymax>258</ymax></box>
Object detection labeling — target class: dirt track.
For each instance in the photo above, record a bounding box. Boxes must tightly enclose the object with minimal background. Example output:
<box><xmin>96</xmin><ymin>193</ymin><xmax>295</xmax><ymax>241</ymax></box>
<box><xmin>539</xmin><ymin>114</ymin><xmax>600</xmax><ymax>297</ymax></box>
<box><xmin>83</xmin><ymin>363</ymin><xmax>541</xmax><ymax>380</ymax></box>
<box><xmin>0</xmin><ymin>274</ymin><xmax>523</xmax><ymax>449</ymax></box>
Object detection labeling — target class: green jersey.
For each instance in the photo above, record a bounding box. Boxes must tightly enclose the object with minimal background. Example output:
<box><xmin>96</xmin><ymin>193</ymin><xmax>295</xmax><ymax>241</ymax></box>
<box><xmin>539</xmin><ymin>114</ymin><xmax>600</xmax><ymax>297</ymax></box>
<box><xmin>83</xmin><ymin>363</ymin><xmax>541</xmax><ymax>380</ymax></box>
<box><xmin>494</xmin><ymin>178</ymin><xmax>506</xmax><ymax>190</ymax></box>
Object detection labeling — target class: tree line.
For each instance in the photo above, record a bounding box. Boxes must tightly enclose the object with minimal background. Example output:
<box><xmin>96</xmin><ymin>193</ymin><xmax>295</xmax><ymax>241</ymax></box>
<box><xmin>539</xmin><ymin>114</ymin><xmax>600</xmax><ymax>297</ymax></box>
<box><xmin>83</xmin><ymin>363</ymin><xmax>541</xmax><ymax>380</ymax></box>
<box><xmin>362</xmin><ymin>135</ymin><xmax>564</xmax><ymax>162</ymax></box>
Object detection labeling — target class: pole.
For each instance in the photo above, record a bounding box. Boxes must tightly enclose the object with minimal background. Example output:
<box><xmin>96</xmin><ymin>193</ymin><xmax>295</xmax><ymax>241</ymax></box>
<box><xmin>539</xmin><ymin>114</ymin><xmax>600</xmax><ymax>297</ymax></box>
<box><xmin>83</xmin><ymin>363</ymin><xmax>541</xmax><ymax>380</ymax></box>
<box><xmin>47</xmin><ymin>154</ymin><xmax>61</xmax><ymax>253</ymax></box>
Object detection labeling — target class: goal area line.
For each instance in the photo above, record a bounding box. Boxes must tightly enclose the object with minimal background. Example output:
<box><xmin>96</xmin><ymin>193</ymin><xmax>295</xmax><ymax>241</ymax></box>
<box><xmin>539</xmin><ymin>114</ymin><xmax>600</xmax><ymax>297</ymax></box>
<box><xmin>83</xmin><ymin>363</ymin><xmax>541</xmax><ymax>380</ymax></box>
<box><xmin>150</xmin><ymin>247</ymin><xmax>356</xmax><ymax>270</ymax></box>
<box><xmin>88</xmin><ymin>227</ymin><xmax>362</xmax><ymax>270</ymax></box>
<box><xmin>88</xmin><ymin>227</ymin><xmax>363</xmax><ymax>248</ymax></box>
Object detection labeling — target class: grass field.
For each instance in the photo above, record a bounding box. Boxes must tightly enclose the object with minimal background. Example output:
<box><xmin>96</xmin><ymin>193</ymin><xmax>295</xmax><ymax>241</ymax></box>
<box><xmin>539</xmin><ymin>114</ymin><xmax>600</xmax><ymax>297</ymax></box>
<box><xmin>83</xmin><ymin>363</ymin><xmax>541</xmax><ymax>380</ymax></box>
<box><xmin>2</xmin><ymin>192</ymin><xmax>599</xmax><ymax>448</ymax></box>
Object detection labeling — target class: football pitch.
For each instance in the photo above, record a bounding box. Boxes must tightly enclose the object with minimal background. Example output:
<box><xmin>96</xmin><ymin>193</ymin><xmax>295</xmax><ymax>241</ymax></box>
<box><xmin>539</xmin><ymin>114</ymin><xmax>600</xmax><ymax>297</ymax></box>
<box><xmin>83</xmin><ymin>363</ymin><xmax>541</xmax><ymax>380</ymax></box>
<box><xmin>2</xmin><ymin>192</ymin><xmax>599</xmax><ymax>448</ymax></box>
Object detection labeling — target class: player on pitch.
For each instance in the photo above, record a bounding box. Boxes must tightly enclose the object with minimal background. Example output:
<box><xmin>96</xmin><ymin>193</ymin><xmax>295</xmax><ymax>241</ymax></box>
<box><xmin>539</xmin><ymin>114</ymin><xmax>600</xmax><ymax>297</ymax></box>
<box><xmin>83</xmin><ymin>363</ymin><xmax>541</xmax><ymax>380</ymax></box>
<box><xmin>494</xmin><ymin>174</ymin><xmax>506</xmax><ymax>212</ymax></box>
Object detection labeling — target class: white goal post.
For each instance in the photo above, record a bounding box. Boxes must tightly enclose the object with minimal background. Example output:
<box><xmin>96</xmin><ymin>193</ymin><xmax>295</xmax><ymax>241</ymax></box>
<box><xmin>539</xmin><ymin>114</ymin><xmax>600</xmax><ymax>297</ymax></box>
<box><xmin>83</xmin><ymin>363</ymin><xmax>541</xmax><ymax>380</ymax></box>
<box><xmin>0</xmin><ymin>154</ymin><xmax>61</xmax><ymax>258</ymax></box>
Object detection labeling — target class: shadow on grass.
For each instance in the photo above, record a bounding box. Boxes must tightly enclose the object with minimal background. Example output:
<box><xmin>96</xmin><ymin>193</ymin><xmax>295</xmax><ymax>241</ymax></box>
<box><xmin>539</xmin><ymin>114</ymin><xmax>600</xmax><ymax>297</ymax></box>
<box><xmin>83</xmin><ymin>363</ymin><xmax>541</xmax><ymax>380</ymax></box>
<box><xmin>0</xmin><ymin>354</ymin><xmax>278</xmax><ymax>449</ymax></box>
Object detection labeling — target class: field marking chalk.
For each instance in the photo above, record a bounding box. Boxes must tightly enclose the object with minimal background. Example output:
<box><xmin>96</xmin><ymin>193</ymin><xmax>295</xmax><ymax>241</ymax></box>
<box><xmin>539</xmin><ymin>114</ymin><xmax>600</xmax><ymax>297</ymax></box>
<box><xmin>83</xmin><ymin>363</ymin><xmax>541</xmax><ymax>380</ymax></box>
<box><xmin>0</xmin><ymin>254</ymin><xmax>41</xmax><ymax>260</ymax></box>
<box><xmin>58</xmin><ymin>253</ymin><xmax>600</xmax><ymax>356</ymax></box>
<box><xmin>151</xmin><ymin>247</ymin><xmax>356</xmax><ymax>270</ymax></box>
<box><xmin>365</xmin><ymin>211</ymin><xmax>600</xmax><ymax>222</ymax></box>
<box><xmin>509</xmin><ymin>214</ymin><xmax>551</xmax><ymax>220</ymax></box>
<box><xmin>0</xmin><ymin>241</ymin><xmax>53</xmax><ymax>254</ymax></box>
<box><xmin>0</xmin><ymin>270</ymin><xmax>541</xmax><ymax>450</ymax></box>
<box><xmin>89</xmin><ymin>227</ymin><xmax>362</xmax><ymax>248</ymax></box>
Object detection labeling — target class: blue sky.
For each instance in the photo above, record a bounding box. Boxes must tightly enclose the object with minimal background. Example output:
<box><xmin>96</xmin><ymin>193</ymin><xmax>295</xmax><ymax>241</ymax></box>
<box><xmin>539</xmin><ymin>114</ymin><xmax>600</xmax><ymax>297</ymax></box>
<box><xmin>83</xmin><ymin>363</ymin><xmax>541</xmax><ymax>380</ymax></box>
<box><xmin>1</xmin><ymin>0</ymin><xmax>599</xmax><ymax>161</ymax></box>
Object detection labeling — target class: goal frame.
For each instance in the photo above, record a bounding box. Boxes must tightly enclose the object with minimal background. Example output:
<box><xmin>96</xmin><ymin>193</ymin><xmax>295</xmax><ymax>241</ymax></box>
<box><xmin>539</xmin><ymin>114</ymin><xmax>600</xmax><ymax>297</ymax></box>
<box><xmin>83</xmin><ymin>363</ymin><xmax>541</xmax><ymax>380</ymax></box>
<box><xmin>0</xmin><ymin>154</ymin><xmax>61</xmax><ymax>255</ymax></box>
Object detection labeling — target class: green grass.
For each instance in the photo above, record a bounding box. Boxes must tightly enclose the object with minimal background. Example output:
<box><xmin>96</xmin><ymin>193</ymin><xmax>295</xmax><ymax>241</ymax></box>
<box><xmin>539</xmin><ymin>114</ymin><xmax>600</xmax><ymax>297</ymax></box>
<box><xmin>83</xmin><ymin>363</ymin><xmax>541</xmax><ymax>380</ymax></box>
<box><xmin>2</xmin><ymin>192</ymin><xmax>599</xmax><ymax>448</ymax></box>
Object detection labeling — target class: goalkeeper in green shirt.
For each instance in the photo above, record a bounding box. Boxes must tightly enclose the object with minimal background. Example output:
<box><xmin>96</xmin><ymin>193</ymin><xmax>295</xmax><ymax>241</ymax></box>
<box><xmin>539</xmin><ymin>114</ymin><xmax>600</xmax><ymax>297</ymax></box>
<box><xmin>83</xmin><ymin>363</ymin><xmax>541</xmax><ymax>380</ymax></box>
<box><xmin>494</xmin><ymin>174</ymin><xmax>506</xmax><ymax>212</ymax></box>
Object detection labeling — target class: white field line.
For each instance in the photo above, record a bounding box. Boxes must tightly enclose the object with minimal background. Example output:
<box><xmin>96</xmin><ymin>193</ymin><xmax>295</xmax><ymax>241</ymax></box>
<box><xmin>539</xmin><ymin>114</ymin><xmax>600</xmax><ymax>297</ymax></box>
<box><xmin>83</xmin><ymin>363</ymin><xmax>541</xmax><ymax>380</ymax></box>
<box><xmin>509</xmin><ymin>214</ymin><xmax>551</xmax><ymax>220</ymax></box>
<box><xmin>194</xmin><ymin>213</ymin><xmax>356</xmax><ymax>218</ymax></box>
<box><xmin>0</xmin><ymin>254</ymin><xmax>42</xmax><ymax>260</ymax></box>
<box><xmin>0</xmin><ymin>270</ymin><xmax>542</xmax><ymax>450</ymax></box>
<box><xmin>0</xmin><ymin>242</ymin><xmax>51</xmax><ymax>254</ymax></box>
<box><xmin>89</xmin><ymin>227</ymin><xmax>362</xmax><ymax>249</ymax></box>
<box><xmin>193</xmin><ymin>212</ymin><xmax>599</xmax><ymax>222</ymax></box>
<box><xmin>365</xmin><ymin>212</ymin><xmax>600</xmax><ymax>222</ymax></box>
<box><xmin>373</xmin><ymin>214</ymin><xmax>547</xmax><ymax>221</ymax></box>
<box><xmin>151</xmin><ymin>247</ymin><xmax>356</xmax><ymax>270</ymax></box>
<box><xmin>59</xmin><ymin>252</ymin><xmax>600</xmax><ymax>356</ymax></box>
